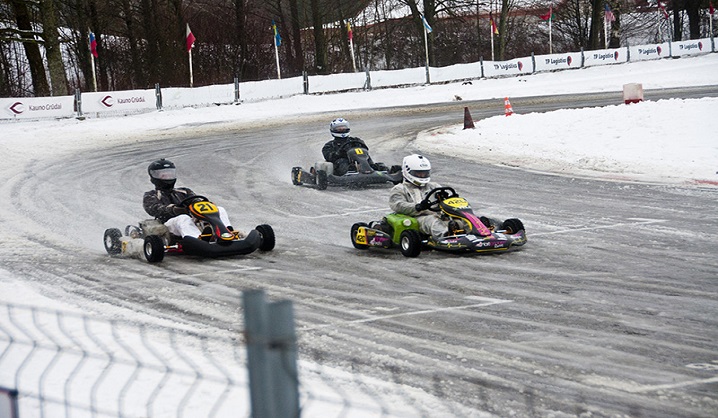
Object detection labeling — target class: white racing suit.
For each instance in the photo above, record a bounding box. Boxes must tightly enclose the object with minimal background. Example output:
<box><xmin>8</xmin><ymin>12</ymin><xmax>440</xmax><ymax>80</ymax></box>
<box><xmin>389</xmin><ymin>180</ymin><xmax>454</xmax><ymax>239</ymax></box>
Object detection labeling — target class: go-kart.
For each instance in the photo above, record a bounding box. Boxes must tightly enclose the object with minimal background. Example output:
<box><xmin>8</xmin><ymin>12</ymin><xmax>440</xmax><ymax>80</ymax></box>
<box><xmin>350</xmin><ymin>187</ymin><xmax>526</xmax><ymax>257</ymax></box>
<box><xmin>103</xmin><ymin>195</ymin><xmax>275</xmax><ymax>263</ymax></box>
<box><xmin>292</xmin><ymin>147</ymin><xmax>402</xmax><ymax>190</ymax></box>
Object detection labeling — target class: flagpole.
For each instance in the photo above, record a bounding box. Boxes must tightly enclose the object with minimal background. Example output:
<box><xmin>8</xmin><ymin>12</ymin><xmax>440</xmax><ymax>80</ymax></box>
<box><xmin>423</xmin><ymin>21</ymin><xmax>430</xmax><ymax>84</ymax></box>
<box><xmin>549</xmin><ymin>15</ymin><xmax>553</xmax><ymax>54</ymax></box>
<box><xmin>604</xmin><ymin>16</ymin><xmax>609</xmax><ymax>48</ymax></box>
<box><xmin>274</xmin><ymin>39</ymin><xmax>281</xmax><ymax>79</ymax></box>
<box><xmin>490</xmin><ymin>25</ymin><xmax>495</xmax><ymax>61</ymax></box>
<box><xmin>88</xmin><ymin>30</ymin><xmax>97</xmax><ymax>92</ymax></box>
<box><xmin>188</xmin><ymin>49</ymin><xmax>193</xmax><ymax>87</ymax></box>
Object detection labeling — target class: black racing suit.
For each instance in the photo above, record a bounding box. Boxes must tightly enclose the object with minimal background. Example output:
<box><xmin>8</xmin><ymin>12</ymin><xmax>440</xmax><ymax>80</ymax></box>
<box><xmin>321</xmin><ymin>136</ymin><xmax>376</xmax><ymax>176</ymax></box>
<box><xmin>143</xmin><ymin>187</ymin><xmax>195</xmax><ymax>223</ymax></box>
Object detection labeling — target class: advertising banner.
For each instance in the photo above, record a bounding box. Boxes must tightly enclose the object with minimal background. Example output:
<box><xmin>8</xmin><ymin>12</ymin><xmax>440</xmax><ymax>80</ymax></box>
<box><xmin>0</xmin><ymin>96</ymin><xmax>74</xmax><ymax>120</ymax></box>
<box><xmin>583</xmin><ymin>47</ymin><xmax>628</xmax><ymax>67</ymax></box>
<box><xmin>81</xmin><ymin>89</ymin><xmax>156</xmax><ymax>114</ymax></box>
<box><xmin>628</xmin><ymin>43</ymin><xmax>670</xmax><ymax>61</ymax></box>
<box><xmin>534</xmin><ymin>52</ymin><xmax>583</xmax><ymax>72</ymax></box>
<box><xmin>672</xmin><ymin>38</ymin><xmax>712</xmax><ymax>57</ymax></box>
<box><xmin>482</xmin><ymin>58</ymin><xmax>533</xmax><ymax>78</ymax></box>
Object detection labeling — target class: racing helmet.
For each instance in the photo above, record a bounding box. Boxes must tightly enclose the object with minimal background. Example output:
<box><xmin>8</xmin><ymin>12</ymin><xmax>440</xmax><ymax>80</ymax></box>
<box><xmin>402</xmin><ymin>154</ymin><xmax>431</xmax><ymax>186</ymax></box>
<box><xmin>330</xmin><ymin>118</ymin><xmax>351</xmax><ymax>138</ymax></box>
<box><xmin>148</xmin><ymin>158</ymin><xmax>177</xmax><ymax>190</ymax></box>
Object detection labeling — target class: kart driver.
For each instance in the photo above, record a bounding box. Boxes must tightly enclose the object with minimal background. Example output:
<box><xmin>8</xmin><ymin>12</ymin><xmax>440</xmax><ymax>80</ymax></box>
<box><xmin>143</xmin><ymin>158</ymin><xmax>238</xmax><ymax>238</ymax></box>
<box><xmin>389</xmin><ymin>154</ymin><xmax>464</xmax><ymax>239</ymax></box>
<box><xmin>322</xmin><ymin>118</ymin><xmax>383</xmax><ymax>175</ymax></box>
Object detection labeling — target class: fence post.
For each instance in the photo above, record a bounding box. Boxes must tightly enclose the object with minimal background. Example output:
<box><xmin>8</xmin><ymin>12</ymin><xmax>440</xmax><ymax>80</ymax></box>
<box><xmin>531</xmin><ymin>52</ymin><xmax>536</xmax><ymax>73</ymax></box>
<box><xmin>364</xmin><ymin>68</ymin><xmax>372</xmax><ymax>90</ymax></box>
<box><xmin>479</xmin><ymin>56</ymin><xmax>484</xmax><ymax>78</ymax></box>
<box><xmin>626</xmin><ymin>42</ymin><xmax>631</xmax><ymax>62</ymax></box>
<box><xmin>234</xmin><ymin>77</ymin><xmax>240</xmax><ymax>103</ymax></box>
<box><xmin>155</xmin><ymin>83</ymin><xmax>162</xmax><ymax>110</ymax></box>
<box><xmin>0</xmin><ymin>387</ymin><xmax>19</xmax><ymax>418</ymax></box>
<box><xmin>244</xmin><ymin>289</ymin><xmax>299</xmax><ymax>418</ymax></box>
<box><xmin>580</xmin><ymin>48</ymin><xmax>585</xmax><ymax>67</ymax></box>
<box><xmin>303</xmin><ymin>71</ymin><xmax>309</xmax><ymax>94</ymax></box>
<box><xmin>75</xmin><ymin>89</ymin><xmax>84</xmax><ymax>119</ymax></box>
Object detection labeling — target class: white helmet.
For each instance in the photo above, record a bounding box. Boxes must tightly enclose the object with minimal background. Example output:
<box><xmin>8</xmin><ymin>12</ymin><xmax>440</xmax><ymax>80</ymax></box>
<box><xmin>330</xmin><ymin>118</ymin><xmax>351</xmax><ymax>138</ymax></box>
<box><xmin>402</xmin><ymin>154</ymin><xmax>431</xmax><ymax>186</ymax></box>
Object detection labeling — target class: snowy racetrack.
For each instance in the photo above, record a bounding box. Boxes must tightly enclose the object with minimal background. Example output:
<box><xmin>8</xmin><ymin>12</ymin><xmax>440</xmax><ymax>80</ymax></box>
<box><xmin>1</xmin><ymin>91</ymin><xmax>717</xmax><ymax>416</ymax></box>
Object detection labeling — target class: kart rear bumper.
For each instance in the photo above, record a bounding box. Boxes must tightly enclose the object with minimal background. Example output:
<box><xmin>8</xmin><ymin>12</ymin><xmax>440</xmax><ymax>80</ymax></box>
<box><xmin>180</xmin><ymin>229</ymin><xmax>262</xmax><ymax>257</ymax></box>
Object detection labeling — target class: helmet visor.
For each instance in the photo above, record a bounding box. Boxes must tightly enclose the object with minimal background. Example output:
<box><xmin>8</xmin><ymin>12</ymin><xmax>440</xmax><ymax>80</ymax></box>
<box><xmin>331</xmin><ymin>125</ymin><xmax>350</xmax><ymax>134</ymax></box>
<box><xmin>149</xmin><ymin>167</ymin><xmax>176</xmax><ymax>180</ymax></box>
<box><xmin>409</xmin><ymin>169</ymin><xmax>430</xmax><ymax>179</ymax></box>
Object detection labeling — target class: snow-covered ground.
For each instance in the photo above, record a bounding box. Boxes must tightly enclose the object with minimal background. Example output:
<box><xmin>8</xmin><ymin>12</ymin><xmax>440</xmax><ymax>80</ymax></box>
<box><xmin>1</xmin><ymin>52</ymin><xmax>717</xmax><ymax>416</ymax></box>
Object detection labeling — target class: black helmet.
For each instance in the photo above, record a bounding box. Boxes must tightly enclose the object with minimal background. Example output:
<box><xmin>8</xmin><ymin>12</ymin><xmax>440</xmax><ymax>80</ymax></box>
<box><xmin>148</xmin><ymin>158</ymin><xmax>177</xmax><ymax>190</ymax></box>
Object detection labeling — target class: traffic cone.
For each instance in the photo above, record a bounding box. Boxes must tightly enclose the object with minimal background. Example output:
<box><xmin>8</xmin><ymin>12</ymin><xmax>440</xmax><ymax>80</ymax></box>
<box><xmin>504</xmin><ymin>97</ymin><xmax>514</xmax><ymax>116</ymax></box>
<box><xmin>463</xmin><ymin>107</ymin><xmax>475</xmax><ymax>129</ymax></box>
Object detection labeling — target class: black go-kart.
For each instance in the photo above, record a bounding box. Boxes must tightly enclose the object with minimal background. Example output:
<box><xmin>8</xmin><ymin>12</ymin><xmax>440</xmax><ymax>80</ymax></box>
<box><xmin>292</xmin><ymin>147</ymin><xmax>402</xmax><ymax>190</ymax></box>
<box><xmin>103</xmin><ymin>195</ymin><xmax>275</xmax><ymax>263</ymax></box>
<box><xmin>350</xmin><ymin>187</ymin><xmax>526</xmax><ymax>257</ymax></box>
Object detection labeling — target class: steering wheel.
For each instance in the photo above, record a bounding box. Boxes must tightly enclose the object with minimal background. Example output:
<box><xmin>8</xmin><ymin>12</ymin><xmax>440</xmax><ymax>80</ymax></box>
<box><xmin>178</xmin><ymin>194</ymin><xmax>209</xmax><ymax>208</ymax></box>
<box><xmin>420</xmin><ymin>187</ymin><xmax>458</xmax><ymax>212</ymax></box>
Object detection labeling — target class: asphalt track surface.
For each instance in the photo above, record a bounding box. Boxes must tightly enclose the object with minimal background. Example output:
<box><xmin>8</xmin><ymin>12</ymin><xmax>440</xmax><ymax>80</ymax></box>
<box><xmin>2</xmin><ymin>88</ymin><xmax>717</xmax><ymax>417</ymax></box>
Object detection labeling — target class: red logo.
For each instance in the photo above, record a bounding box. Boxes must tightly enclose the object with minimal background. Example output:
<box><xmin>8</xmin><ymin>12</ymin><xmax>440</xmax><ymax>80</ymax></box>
<box><xmin>101</xmin><ymin>96</ymin><xmax>115</xmax><ymax>107</ymax></box>
<box><xmin>567</xmin><ymin>56</ymin><xmax>572</xmax><ymax>66</ymax></box>
<box><xmin>518</xmin><ymin>61</ymin><xmax>523</xmax><ymax>71</ymax></box>
<box><xmin>698</xmin><ymin>42</ymin><xmax>703</xmax><ymax>50</ymax></box>
<box><xmin>657</xmin><ymin>46</ymin><xmax>663</xmax><ymax>55</ymax></box>
<box><xmin>614</xmin><ymin>51</ymin><xmax>619</xmax><ymax>60</ymax></box>
<box><xmin>9</xmin><ymin>102</ymin><xmax>25</xmax><ymax>114</ymax></box>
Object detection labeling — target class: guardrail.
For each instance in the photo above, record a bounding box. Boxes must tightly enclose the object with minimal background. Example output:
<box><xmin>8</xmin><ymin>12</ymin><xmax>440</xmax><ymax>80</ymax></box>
<box><xmin>0</xmin><ymin>37</ymin><xmax>714</xmax><ymax>121</ymax></box>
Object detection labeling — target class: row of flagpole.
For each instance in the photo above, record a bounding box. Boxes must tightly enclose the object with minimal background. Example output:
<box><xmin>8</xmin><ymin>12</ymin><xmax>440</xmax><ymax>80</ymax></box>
<box><xmin>87</xmin><ymin>4</ymin><xmax>717</xmax><ymax>89</ymax></box>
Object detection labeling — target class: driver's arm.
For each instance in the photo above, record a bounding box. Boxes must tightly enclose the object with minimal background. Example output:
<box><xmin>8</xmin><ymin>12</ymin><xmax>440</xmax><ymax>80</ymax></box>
<box><xmin>389</xmin><ymin>186</ymin><xmax>422</xmax><ymax>216</ymax></box>
<box><xmin>143</xmin><ymin>190</ymin><xmax>176</xmax><ymax>222</ymax></box>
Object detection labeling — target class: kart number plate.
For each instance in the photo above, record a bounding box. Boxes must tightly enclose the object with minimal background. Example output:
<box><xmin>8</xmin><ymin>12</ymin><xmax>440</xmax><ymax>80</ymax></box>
<box><xmin>191</xmin><ymin>202</ymin><xmax>218</xmax><ymax>214</ymax></box>
<box><xmin>355</xmin><ymin>227</ymin><xmax>368</xmax><ymax>245</ymax></box>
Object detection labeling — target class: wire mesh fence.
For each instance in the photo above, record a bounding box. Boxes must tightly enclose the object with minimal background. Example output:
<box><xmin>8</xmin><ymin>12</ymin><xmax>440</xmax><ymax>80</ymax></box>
<box><xmin>0</xmin><ymin>301</ymin><xmax>473</xmax><ymax>418</ymax></box>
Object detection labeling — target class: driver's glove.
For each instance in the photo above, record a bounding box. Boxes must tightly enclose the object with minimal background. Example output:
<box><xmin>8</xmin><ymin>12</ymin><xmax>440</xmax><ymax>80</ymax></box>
<box><xmin>415</xmin><ymin>201</ymin><xmax>430</xmax><ymax>212</ymax></box>
<box><xmin>171</xmin><ymin>206</ymin><xmax>189</xmax><ymax>216</ymax></box>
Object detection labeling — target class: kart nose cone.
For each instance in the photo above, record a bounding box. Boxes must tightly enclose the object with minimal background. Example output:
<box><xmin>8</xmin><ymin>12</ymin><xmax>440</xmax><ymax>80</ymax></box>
<box><xmin>220</xmin><ymin>232</ymin><xmax>234</xmax><ymax>240</ymax></box>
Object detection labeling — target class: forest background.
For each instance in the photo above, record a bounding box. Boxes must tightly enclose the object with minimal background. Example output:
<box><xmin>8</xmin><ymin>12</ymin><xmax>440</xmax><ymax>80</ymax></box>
<box><xmin>1</xmin><ymin>0</ymin><xmax>716</xmax><ymax>98</ymax></box>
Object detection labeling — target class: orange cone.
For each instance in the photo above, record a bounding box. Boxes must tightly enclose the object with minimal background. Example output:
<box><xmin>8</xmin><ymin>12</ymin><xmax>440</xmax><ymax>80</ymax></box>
<box><xmin>504</xmin><ymin>97</ymin><xmax>514</xmax><ymax>116</ymax></box>
<box><xmin>463</xmin><ymin>107</ymin><xmax>475</xmax><ymax>129</ymax></box>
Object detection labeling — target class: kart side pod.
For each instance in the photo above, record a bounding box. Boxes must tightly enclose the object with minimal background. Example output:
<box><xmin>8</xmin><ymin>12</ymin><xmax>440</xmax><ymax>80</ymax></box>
<box><xmin>385</xmin><ymin>213</ymin><xmax>420</xmax><ymax>244</ymax></box>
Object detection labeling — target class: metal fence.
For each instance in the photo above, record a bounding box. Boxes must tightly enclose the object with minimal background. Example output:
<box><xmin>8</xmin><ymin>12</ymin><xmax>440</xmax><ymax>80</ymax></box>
<box><xmin>0</xmin><ymin>292</ymin><xmax>462</xmax><ymax>418</ymax></box>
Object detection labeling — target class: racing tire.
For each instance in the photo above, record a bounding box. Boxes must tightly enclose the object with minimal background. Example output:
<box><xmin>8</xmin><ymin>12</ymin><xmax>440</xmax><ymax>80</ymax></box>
<box><xmin>351</xmin><ymin>222</ymin><xmax>369</xmax><ymax>250</ymax></box>
<box><xmin>143</xmin><ymin>235</ymin><xmax>165</xmax><ymax>263</ymax></box>
<box><xmin>291</xmin><ymin>167</ymin><xmax>302</xmax><ymax>185</ymax></box>
<box><xmin>316</xmin><ymin>170</ymin><xmax>328</xmax><ymax>190</ymax></box>
<box><xmin>103</xmin><ymin>228</ymin><xmax>123</xmax><ymax>256</ymax></box>
<box><xmin>389</xmin><ymin>165</ymin><xmax>402</xmax><ymax>174</ymax></box>
<box><xmin>502</xmin><ymin>218</ymin><xmax>524</xmax><ymax>234</ymax></box>
<box><xmin>256</xmin><ymin>224</ymin><xmax>275</xmax><ymax>251</ymax></box>
<box><xmin>399</xmin><ymin>230</ymin><xmax>422</xmax><ymax>258</ymax></box>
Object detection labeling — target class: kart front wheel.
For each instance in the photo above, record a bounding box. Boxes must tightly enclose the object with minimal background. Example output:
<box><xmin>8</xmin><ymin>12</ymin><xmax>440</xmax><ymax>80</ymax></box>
<box><xmin>291</xmin><ymin>167</ymin><xmax>302</xmax><ymax>185</ymax></box>
<box><xmin>351</xmin><ymin>222</ymin><xmax>369</xmax><ymax>250</ymax></box>
<box><xmin>103</xmin><ymin>228</ymin><xmax>123</xmax><ymax>255</ymax></box>
<box><xmin>502</xmin><ymin>218</ymin><xmax>525</xmax><ymax>234</ymax></box>
<box><xmin>143</xmin><ymin>235</ymin><xmax>165</xmax><ymax>263</ymax></box>
<box><xmin>256</xmin><ymin>224</ymin><xmax>275</xmax><ymax>251</ymax></box>
<box><xmin>399</xmin><ymin>230</ymin><xmax>422</xmax><ymax>258</ymax></box>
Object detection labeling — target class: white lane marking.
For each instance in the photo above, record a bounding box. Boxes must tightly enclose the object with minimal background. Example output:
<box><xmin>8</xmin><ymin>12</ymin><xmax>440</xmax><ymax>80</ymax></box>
<box><xmin>301</xmin><ymin>298</ymin><xmax>513</xmax><ymax>331</ymax></box>
<box><xmin>623</xmin><ymin>376</ymin><xmax>718</xmax><ymax>393</ymax></box>
<box><xmin>531</xmin><ymin>218</ymin><xmax>667</xmax><ymax>237</ymax></box>
<box><xmin>290</xmin><ymin>207</ymin><xmax>387</xmax><ymax>219</ymax></box>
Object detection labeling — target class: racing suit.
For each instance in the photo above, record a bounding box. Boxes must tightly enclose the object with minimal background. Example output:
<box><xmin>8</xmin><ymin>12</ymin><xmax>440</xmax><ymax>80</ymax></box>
<box><xmin>389</xmin><ymin>180</ymin><xmax>452</xmax><ymax>239</ymax></box>
<box><xmin>322</xmin><ymin>136</ymin><xmax>377</xmax><ymax>175</ymax></box>
<box><xmin>143</xmin><ymin>187</ymin><xmax>232</xmax><ymax>238</ymax></box>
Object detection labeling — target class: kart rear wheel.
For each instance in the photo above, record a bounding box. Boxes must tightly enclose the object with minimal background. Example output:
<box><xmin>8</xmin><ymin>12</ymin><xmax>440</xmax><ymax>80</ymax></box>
<box><xmin>256</xmin><ymin>224</ymin><xmax>275</xmax><ymax>251</ymax></box>
<box><xmin>103</xmin><ymin>228</ymin><xmax>123</xmax><ymax>256</ymax></box>
<box><xmin>400</xmin><ymin>230</ymin><xmax>422</xmax><ymax>258</ymax></box>
<box><xmin>351</xmin><ymin>222</ymin><xmax>369</xmax><ymax>250</ymax></box>
<box><xmin>143</xmin><ymin>235</ymin><xmax>165</xmax><ymax>263</ymax></box>
<box><xmin>502</xmin><ymin>218</ymin><xmax>525</xmax><ymax>234</ymax></box>
<box><xmin>316</xmin><ymin>170</ymin><xmax>328</xmax><ymax>190</ymax></box>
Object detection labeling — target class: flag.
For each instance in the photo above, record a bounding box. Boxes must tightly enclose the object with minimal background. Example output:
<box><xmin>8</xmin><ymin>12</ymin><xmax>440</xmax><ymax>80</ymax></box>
<box><xmin>89</xmin><ymin>32</ymin><xmax>98</xmax><ymax>57</ymax></box>
<box><xmin>490</xmin><ymin>12</ymin><xmax>499</xmax><ymax>35</ymax></box>
<box><xmin>421</xmin><ymin>14</ymin><xmax>433</xmax><ymax>33</ymax></box>
<box><xmin>710</xmin><ymin>1</ymin><xmax>715</xmax><ymax>15</ymax></box>
<box><xmin>347</xmin><ymin>21</ymin><xmax>353</xmax><ymax>42</ymax></box>
<box><xmin>272</xmin><ymin>20</ymin><xmax>282</xmax><ymax>47</ymax></box>
<box><xmin>186</xmin><ymin>24</ymin><xmax>196</xmax><ymax>52</ymax></box>
<box><xmin>604</xmin><ymin>4</ymin><xmax>616</xmax><ymax>22</ymax></box>
<box><xmin>657</xmin><ymin>1</ymin><xmax>669</xmax><ymax>19</ymax></box>
<box><xmin>540</xmin><ymin>6</ymin><xmax>554</xmax><ymax>21</ymax></box>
